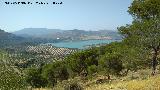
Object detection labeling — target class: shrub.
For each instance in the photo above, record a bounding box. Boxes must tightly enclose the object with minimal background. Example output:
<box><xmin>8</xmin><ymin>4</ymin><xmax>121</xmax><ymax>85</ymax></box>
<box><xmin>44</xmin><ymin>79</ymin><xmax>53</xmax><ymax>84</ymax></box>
<box><xmin>64</xmin><ymin>82</ymin><xmax>83</xmax><ymax>90</ymax></box>
<box><xmin>0</xmin><ymin>63</ymin><xmax>26</xmax><ymax>90</ymax></box>
<box><xmin>25</xmin><ymin>67</ymin><xmax>48</xmax><ymax>88</ymax></box>
<box><xmin>42</xmin><ymin>61</ymin><xmax>69</xmax><ymax>87</ymax></box>
<box><xmin>87</xmin><ymin>65</ymin><xmax>98</xmax><ymax>75</ymax></box>
<box><xmin>99</xmin><ymin>53</ymin><xmax>123</xmax><ymax>76</ymax></box>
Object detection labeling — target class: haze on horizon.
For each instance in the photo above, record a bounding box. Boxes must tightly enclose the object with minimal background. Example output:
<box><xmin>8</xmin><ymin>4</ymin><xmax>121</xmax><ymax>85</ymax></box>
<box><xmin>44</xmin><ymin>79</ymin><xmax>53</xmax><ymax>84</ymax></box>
<box><xmin>0</xmin><ymin>0</ymin><xmax>132</xmax><ymax>32</ymax></box>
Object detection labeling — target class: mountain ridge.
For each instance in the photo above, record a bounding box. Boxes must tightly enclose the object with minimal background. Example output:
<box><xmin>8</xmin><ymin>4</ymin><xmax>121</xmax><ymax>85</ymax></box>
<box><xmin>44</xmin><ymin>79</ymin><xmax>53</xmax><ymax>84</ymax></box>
<box><xmin>13</xmin><ymin>28</ymin><xmax>122</xmax><ymax>40</ymax></box>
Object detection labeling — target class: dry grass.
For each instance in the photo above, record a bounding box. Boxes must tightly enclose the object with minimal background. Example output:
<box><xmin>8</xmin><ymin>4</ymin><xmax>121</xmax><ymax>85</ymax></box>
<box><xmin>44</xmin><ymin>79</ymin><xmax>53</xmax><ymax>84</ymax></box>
<box><xmin>33</xmin><ymin>69</ymin><xmax>160</xmax><ymax>90</ymax></box>
<box><xmin>86</xmin><ymin>75</ymin><xmax>160</xmax><ymax>90</ymax></box>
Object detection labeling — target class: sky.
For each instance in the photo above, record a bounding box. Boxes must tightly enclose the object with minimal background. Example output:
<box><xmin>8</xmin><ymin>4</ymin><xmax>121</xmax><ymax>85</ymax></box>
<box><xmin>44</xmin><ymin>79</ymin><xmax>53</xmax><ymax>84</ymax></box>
<box><xmin>0</xmin><ymin>0</ymin><xmax>133</xmax><ymax>32</ymax></box>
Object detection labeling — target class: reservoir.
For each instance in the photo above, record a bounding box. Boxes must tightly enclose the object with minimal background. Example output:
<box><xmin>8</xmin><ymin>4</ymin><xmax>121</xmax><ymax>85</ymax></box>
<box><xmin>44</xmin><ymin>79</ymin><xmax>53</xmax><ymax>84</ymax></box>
<box><xmin>49</xmin><ymin>39</ymin><xmax>120</xmax><ymax>49</ymax></box>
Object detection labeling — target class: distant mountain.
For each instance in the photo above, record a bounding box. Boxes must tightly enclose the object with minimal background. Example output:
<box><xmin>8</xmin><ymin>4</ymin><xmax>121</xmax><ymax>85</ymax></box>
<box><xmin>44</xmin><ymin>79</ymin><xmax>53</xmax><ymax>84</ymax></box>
<box><xmin>13</xmin><ymin>28</ymin><xmax>122</xmax><ymax>41</ymax></box>
<box><xmin>55</xmin><ymin>29</ymin><xmax>122</xmax><ymax>40</ymax></box>
<box><xmin>13</xmin><ymin>28</ymin><xmax>63</xmax><ymax>38</ymax></box>
<box><xmin>55</xmin><ymin>29</ymin><xmax>121</xmax><ymax>40</ymax></box>
<box><xmin>0</xmin><ymin>29</ymin><xmax>60</xmax><ymax>48</ymax></box>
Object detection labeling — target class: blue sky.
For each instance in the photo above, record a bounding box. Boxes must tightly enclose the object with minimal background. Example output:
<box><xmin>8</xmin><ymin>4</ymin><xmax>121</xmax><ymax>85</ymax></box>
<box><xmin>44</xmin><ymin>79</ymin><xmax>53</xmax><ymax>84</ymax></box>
<box><xmin>0</xmin><ymin>0</ymin><xmax>133</xmax><ymax>32</ymax></box>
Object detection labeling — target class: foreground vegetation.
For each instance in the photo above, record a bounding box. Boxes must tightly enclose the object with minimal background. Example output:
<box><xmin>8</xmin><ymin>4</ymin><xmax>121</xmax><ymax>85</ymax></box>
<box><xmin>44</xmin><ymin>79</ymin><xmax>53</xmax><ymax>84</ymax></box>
<box><xmin>1</xmin><ymin>0</ymin><xmax>160</xmax><ymax>90</ymax></box>
<box><xmin>32</xmin><ymin>69</ymin><xmax>160</xmax><ymax>90</ymax></box>
<box><xmin>86</xmin><ymin>73</ymin><xmax>160</xmax><ymax>90</ymax></box>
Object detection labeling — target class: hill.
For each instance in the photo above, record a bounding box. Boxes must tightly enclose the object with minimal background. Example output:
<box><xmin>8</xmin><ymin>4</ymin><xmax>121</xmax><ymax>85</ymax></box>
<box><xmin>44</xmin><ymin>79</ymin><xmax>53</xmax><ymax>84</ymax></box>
<box><xmin>13</xmin><ymin>28</ymin><xmax>122</xmax><ymax>40</ymax></box>
<box><xmin>0</xmin><ymin>29</ymin><xmax>60</xmax><ymax>48</ymax></box>
<box><xmin>13</xmin><ymin>28</ymin><xmax>63</xmax><ymax>38</ymax></box>
<box><xmin>0</xmin><ymin>29</ymin><xmax>26</xmax><ymax>47</ymax></box>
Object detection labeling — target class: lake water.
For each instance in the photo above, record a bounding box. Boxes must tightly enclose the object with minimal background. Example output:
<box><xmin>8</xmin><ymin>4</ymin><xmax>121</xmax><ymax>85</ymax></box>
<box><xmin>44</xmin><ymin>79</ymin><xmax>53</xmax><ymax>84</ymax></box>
<box><xmin>49</xmin><ymin>40</ymin><xmax>120</xmax><ymax>49</ymax></box>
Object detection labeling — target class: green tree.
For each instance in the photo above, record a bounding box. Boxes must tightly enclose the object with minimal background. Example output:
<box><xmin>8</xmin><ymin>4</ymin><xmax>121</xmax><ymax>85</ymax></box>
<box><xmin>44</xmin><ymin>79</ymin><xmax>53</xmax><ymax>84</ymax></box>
<box><xmin>87</xmin><ymin>65</ymin><xmax>98</xmax><ymax>75</ymax></box>
<box><xmin>65</xmin><ymin>48</ymin><xmax>99</xmax><ymax>76</ymax></box>
<box><xmin>98</xmin><ymin>42</ymin><xmax>149</xmax><ymax>76</ymax></box>
<box><xmin>99</xmin><ymin>52</ymin><xmax>123</xmax><ymax>78</ymax></box>
<box><xmin>25</xmin><ymin>67</ymin><xmax>48</xmax><ymax>88</ymax></box>
<box><xmin>118</xmin><ymin>0</ymin><xmax>160</xmax><ymax>75</ymax></box>
<box><xmin>42</xmin><ymin>61</ymin><xmax>69</xmax><ymax>87</ymax></box>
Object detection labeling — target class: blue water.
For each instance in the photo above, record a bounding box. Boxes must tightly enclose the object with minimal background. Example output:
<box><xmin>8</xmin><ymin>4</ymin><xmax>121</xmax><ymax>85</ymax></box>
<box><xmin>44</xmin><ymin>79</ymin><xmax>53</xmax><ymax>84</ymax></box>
<box><xmin>50</xmin><ymin>40</ymin><xmax>119</xmax><ymax>49</ymax></box>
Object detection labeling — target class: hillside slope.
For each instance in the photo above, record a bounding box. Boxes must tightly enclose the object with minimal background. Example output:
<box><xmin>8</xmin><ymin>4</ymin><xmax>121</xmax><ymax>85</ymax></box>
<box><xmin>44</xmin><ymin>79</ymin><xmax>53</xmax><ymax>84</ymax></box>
<box><xmin>0</xmin><ymin>29</ymin><xmax>26</xmax><ymax>47</ymax></box>
<box><xmin>0</xmin><ymin>29</ymin><xmax>59</xmax><ymax>48</ymax></box>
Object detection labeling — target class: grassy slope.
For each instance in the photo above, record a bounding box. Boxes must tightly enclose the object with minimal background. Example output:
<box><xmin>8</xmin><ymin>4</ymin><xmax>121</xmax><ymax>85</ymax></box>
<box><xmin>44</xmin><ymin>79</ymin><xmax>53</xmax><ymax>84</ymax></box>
<box><xmin>86</xmin><ymin>75</ymin><xmax>160</xmax><ymax>90</ymax></box>
<box><xmin>33</xmin><ymin>75</ymin><xmax>160</xmax><ymax>90</ymax></box>
<box><xmin>86</xmin><ymin>69</ymin><xmax>160</xmax><ymax>90</ymax></box>
<box><xmin>33</xmin><ymin>69</ymin><xmax>160</xmax><ymax>90</ymax></box>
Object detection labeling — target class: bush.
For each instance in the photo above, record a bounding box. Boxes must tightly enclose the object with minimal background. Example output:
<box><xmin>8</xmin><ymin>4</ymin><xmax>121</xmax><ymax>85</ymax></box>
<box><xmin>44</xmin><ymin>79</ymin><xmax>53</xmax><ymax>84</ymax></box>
<box><xmin>25</xmin><ymin>67</ymin><xmax>48</xmax><ymax>88</ymax></box>
<box><xmin>87</xmin><ymin>65</ymin><xmax>98</xmax><ymax>75</ymax></box>
<box><xmin>65</xmin><ymin>48</ymin><xmax>99</xmax><ymax>76</ymax></box>
<box><xmin>0</xmin><ymin>63</ymin><xmax>26</xmax><ymax>90</ymax></box>
<box><xmin>42</xmin><ymin>61</ymin><xmax>69</xmax><ymax>87</ymax></box>
<box><xmin>64</xmin><ymin>82</ymin><xmax>83</xmax><ymax>90</ymax></box>
<box><xmin>99</xmin><ymin>53</ymin><xmax>123</xmax><ymax>76</ymax></box>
